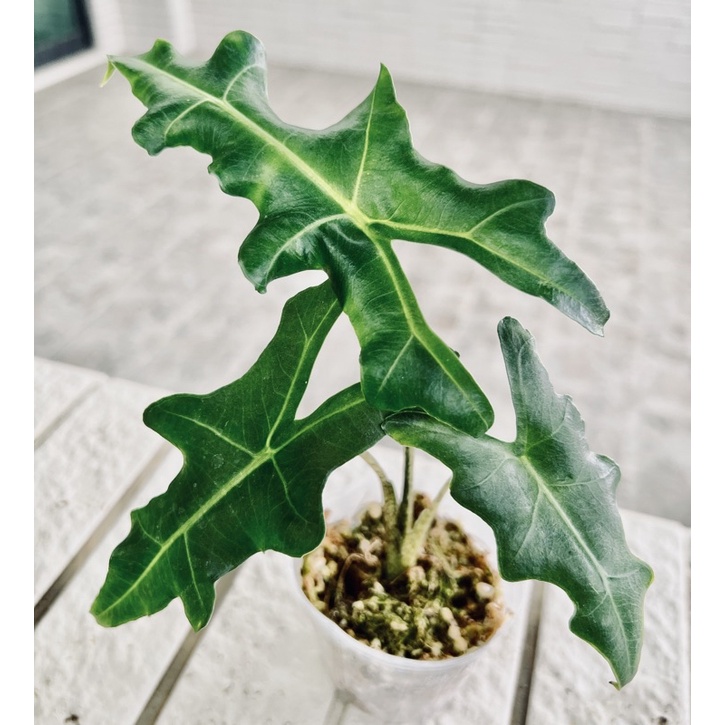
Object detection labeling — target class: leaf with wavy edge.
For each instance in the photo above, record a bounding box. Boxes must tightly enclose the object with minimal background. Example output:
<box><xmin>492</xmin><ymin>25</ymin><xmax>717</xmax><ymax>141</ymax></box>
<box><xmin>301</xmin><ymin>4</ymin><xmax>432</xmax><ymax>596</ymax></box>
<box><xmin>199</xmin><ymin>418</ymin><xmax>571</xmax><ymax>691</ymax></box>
<box><xmin>91</xmin><ymin>283</ymin><xmax>385</xmax><ymax>630</ymax></box>
<box><xmin>385</xmin><ymin>317</ymin><xmax>653</xmax><ymax>687</ymax></box>
<box><xmin>105</xmin><ymin>30</ymin><xmax>608</xmax><ymax>436</ymax></box>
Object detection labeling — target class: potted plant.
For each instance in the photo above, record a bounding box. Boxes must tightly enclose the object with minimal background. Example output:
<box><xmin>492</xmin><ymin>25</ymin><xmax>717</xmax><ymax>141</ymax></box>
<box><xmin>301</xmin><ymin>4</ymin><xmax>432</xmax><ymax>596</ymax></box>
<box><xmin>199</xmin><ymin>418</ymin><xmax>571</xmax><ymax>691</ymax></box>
<box><xmin>91</xmin><ymin>28</ymin><xmax>653</xmax><ymax>715</ymax></box>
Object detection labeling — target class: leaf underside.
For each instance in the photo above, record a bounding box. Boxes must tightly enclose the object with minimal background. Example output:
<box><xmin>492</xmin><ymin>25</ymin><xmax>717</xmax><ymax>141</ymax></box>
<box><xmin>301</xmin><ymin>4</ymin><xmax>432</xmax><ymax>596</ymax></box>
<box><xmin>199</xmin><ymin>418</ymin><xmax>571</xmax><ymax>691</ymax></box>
<box><xmin>91</xmin><ymin>283</ymin><xmax>385</xmax><ymax>630</ymax></box>
<box><xmin>107</xmin><ymin>30</ymin><xmax>609</xmax><ymax>437</ymax></box>
<box><xmin>385</xmin><ymin>317</ymin><xmax>653</xmax><ymax>687</ymax></box>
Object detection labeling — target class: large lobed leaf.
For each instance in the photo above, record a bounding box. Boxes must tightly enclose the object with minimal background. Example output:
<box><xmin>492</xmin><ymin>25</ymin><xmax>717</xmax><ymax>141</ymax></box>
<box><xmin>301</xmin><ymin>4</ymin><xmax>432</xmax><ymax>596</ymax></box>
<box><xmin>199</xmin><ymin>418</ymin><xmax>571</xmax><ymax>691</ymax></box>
<box><xmin>385</xmin><ymin>317</ymin><xmax>653</xmax><ymax>687</ymax></box>
<box><xmin>91</xmin><ymin>283</ymin><xmax>384</xmax><ymax>630</ymax></box>
<box><xmin>106</xmin><ymin>30</ymin><xmax>609</xmax><ymax>436</ymax></box>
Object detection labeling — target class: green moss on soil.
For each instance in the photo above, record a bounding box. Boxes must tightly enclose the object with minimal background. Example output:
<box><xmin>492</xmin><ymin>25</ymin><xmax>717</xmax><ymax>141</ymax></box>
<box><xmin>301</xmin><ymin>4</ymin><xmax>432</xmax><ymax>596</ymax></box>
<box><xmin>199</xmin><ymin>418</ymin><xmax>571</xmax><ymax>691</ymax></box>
<box><xmin>301</xmin><ymin>494</ymin><xmax>507</xmax><ymax>660</ymax></box>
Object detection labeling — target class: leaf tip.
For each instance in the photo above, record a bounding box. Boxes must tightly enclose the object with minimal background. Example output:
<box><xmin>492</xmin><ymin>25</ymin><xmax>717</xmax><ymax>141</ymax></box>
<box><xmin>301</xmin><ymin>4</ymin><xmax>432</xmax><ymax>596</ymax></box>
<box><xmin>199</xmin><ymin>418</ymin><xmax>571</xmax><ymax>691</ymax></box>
<box><xmin>497</xmin><ymin>315</ymin><xmax>531</xmax><ymax>348</ymax></box>
<box><xmin>188</xmin><ymin>611</ymin><xmax>209</xmax><ymax>632</ymax></box>
<box><xmin>586</xmin><ymin>303</ymin><xmax>609</xmax><ymax>336</ymax></box>
<box><xmin>89</xmin><ymin>595</ymin><xmax>111</xmax><ymax>627</ymax></box>
<box><xmin>375</xmin><ymin>63</ymin><xmax>396</xmax><ymax>93</ymax></box>
<box><xmin>599</xmin><ymin>305</ymin><xmax>611</xmax><ymax>333</ymax></box>
<box><xmin>585</xmin><ymin>316</ymin><xmax>607</xmax><ymax>338</ymax></box>
<box><xmin>100</xmin><ymin>59</ymin><xmax>116</xmax><ymax>87</ymax></box>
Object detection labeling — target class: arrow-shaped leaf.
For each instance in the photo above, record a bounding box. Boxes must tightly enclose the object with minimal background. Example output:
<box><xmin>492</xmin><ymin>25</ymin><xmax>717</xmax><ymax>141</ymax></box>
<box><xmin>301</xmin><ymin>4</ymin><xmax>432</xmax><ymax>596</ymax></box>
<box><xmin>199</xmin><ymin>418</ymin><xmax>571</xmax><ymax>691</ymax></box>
<box><xmin>385</xmin><ymin>317</ymin><xmax>653</xmax><ymax>687</ymax></box>
<box><xmin>91</xmin><ymin>283</ymin><xmax>384</xmax><ymax>630</ymax></box>
<box><xmin>106</xmin><ymin>30</ymin><xmax>608</xmax><ymax>436</ymax></box>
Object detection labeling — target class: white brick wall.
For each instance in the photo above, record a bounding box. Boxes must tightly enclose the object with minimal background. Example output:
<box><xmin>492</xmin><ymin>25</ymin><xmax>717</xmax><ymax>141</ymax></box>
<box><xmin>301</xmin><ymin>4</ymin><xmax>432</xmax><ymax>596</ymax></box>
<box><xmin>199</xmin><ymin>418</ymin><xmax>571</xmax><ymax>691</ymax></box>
<box><xmin>181</xmin><ymin>0</ymin><xmax>690</xmax><ymax>118</ymax></box>
<box><xmin>36</xmin><ymin>1</ymin><xmax>690</xmax><ymax>116</ymax></box>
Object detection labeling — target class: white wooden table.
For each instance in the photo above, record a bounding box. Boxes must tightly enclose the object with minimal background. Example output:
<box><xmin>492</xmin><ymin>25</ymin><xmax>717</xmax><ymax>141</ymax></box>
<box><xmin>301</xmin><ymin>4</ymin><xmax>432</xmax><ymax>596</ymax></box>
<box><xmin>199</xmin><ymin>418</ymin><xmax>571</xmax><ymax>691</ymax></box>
<box><xmin>34</xmin><ymin>357</ymin><xmax>690</xmax><ymax>724</ymax></box>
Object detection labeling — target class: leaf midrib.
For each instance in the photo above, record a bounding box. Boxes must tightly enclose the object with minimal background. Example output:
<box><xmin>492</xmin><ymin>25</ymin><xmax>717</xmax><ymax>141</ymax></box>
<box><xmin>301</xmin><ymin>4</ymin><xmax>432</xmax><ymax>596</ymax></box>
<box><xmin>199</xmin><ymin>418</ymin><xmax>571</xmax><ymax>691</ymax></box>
<box><xmin>368</xmin><ymin>235</ymin><xmax>491</xmax><ymax>428</ymax></box>
<box><xmin>518</xmin><ymin>453</ymin><xmax>629</xmax><ymax>659</ymax></box>
<box><xmin>265</xmin><ymin>297</ymin><xmax>341</xmax><ymax>444</ymax></box>
<box><xmin>127</xmin><ymin>58</ymin><xmax>587</xmax><ymax>309</ymax></box>
<box><xmin>94</xmin><ymin>391</ymin><xmax>368</xmax><ymax>620</ymax></box>
<box><xmin>127</xmin><ymin>58</ymin><xmax>369</xmax><ymax>230</ymax></box>
<box><xmin>374</xmin><ymin>215</ymin><xmax>586</xmax><ymax>308</ymax></box>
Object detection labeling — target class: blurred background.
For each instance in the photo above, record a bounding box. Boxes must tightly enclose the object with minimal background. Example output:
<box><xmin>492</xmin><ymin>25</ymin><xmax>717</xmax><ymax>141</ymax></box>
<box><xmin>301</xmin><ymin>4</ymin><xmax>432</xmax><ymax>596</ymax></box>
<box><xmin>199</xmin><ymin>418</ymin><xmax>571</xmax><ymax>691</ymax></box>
<box><xmin>35</xmin><ymin>1</ymin><xmax>690</xmax><ymax>524</ymax></box>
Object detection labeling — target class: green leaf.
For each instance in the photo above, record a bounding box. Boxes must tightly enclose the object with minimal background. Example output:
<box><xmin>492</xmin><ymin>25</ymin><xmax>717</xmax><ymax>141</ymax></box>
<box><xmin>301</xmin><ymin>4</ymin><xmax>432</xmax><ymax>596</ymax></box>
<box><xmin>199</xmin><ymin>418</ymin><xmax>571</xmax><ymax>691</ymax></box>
<box><xmin>91</xmin><ymin>283</ymin><xmax>385</xmax><ymax>630</ymax></box>
<box><xmin>385</xmin><ymin>317</ymin><xmax>653</xmax><ymax>687</ymax></box>
<box><xmin>106</xmin><ymin>30</ymin><xmax>608</xmax><ymax>436</ymax></box>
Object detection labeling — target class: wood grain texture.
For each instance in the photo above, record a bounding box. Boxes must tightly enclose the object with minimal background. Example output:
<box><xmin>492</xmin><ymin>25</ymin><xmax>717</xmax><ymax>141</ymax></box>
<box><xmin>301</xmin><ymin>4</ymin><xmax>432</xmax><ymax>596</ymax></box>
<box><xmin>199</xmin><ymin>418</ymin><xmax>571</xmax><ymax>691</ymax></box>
<box><xmin>35</xmin><ymin>451</ymin><xmax>192</xmax><ymax>725</ymax></box>
<box><xmin>34</xmin><ymin>369</ymin><xmax>166</xmax><ymax>601</ymax></box>
<box><xmin>34</xmin><ymin>357</ymin><xmax>106</xmax><ymax>441</ymax></box>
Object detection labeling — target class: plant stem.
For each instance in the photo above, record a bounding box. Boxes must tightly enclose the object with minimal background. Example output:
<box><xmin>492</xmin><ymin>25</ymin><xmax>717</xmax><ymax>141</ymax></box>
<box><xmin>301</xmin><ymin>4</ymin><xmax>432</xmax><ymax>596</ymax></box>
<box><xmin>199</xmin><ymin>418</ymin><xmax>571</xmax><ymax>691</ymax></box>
<box><xmin>360</xmin><ymin>449</ymin><xmax>451</xmax><ymax>579</ymax></box>
<box><xmin>360</xmin><ymin>450</ymin><xmax>402</xmax><ymax>577</ymax></box>
<box><xmin>399</xmin><ymin>477</ymin><xmax>451</xmax><ymax>570</ymax></box>
<box><xmin>397</xmin><ymin>446</ymin><xmax>415</xmax><ymax>538</ymax></box>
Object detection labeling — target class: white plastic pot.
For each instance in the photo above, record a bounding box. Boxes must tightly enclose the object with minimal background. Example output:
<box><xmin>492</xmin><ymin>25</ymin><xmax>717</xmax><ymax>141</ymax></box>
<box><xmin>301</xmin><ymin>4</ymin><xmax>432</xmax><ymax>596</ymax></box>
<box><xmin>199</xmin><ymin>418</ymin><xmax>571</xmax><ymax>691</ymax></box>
<box><xmin>290</xmin><ymin>556</ymin><xmax>501</xmax><ymax>722</ymax></box>
<box><xmin>287</xmin><ymin>447</ymin><xmax>521</xmax><ymax>722</ymax></box>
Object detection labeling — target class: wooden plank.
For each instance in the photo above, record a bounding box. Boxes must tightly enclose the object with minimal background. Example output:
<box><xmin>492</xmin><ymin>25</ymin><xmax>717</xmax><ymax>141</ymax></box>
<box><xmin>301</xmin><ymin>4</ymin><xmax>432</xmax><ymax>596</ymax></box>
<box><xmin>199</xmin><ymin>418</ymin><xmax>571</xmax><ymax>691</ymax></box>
<box><xmin>525</xmin><ymin>509</ymin><xmax>690</xmax><ymax>724</ymax></box>
<box><xmin>34</xmin><ymin>356</ymin><xmax>106</xmax><ymax>443</ymax></box>
<box><xmin>154</xmin><ymin>445</ymin><xmax>534</xmax><ymax>725</ymax></box>
<box><xmin>34</xmin><ymin>376</ymin><xmax>166</xmax><ymax>602</ymax></box>
<box><xmin>35</xmin><ymin>450</ymin><xmax>193</xmax><ymax>725</ymax></box>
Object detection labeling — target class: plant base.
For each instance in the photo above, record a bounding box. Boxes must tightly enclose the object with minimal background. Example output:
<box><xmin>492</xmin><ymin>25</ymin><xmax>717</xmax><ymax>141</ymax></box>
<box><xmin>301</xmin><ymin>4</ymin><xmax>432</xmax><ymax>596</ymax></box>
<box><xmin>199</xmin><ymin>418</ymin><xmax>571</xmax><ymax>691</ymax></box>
<box><xmin>301</xmin><ymin>494</ymin><xmax>506</xmax><ymax>660</ymax></box>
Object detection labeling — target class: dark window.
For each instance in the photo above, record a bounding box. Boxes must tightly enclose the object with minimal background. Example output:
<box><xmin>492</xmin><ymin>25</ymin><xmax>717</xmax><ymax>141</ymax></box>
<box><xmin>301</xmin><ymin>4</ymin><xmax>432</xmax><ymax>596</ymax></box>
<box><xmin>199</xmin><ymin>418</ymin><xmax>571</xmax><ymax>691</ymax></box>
<box><xmin>35</xmin><ymin>0</ymin><xmax>93</xmax><ymax>68</ymax></box>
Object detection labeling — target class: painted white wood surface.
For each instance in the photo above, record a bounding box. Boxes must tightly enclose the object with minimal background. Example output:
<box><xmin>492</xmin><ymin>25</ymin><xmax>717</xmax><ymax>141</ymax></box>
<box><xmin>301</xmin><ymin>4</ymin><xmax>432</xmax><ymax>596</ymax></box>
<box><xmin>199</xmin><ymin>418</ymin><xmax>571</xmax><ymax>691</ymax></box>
<box><xmin>35</xmin><ymin>451</ymin><xmax>192</xmax><ymax>725</ymax></box>
<box><xmin>34</xmin><ymin>374</ymin><xmax>166</xmax><ymax>601</ymax></box>
<box><xmin>34</xmin><ymin>356</ymin><xmax>106</xmax><ymax>441</ymax></box>
<box><xmin>34</xmin><ymin>358</ymin><xmax>691</xmax><ymax>724</ymax></box>
<box><xmin>526</xmin><ymin>511</ymin><xmax>691</xmax><ymax>725</ymax></box>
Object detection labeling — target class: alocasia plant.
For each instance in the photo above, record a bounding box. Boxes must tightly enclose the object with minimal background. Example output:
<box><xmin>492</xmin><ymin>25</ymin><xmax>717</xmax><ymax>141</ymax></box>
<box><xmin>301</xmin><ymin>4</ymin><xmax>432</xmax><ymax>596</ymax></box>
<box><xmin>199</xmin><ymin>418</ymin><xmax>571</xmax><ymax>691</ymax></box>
<box><xmin>92</xmin><ymin>30</ymin><xmax>652</xmax><ymax>688</ymax></box>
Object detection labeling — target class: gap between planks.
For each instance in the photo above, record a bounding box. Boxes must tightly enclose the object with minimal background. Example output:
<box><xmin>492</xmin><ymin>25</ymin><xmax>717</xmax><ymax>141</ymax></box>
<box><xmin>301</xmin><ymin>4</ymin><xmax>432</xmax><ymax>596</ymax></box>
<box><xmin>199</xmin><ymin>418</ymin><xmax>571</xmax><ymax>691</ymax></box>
<box><xmin>34</xmin><ymin>443</ymin><xmax>172</xmax><ymax>626</ymax></box>
<box><xmin>509</xmin><ymin>580</ymin><xmax>545</xmax><ymax>725</ymax></box>
<box><xmin>34</xmin><ymin>379</ymin><xmax>104</xmax><ymax>450</ymax></box>
<box><xmin>135</xmin><ymin>570</ymin><xmax>240</xmax><ymax>725</ymax></box>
